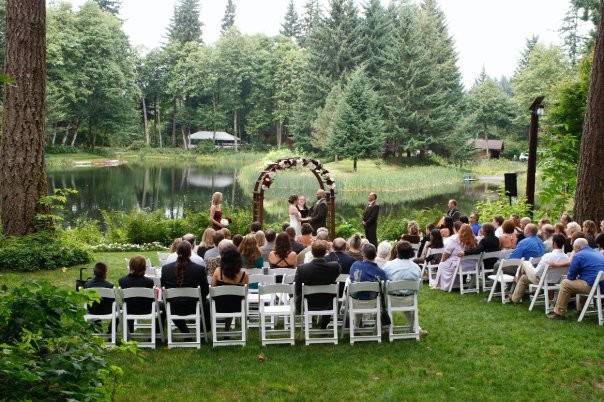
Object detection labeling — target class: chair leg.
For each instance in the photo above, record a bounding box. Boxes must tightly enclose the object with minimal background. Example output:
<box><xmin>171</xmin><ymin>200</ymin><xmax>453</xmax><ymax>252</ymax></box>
<box><xmin>123</xmin><ymin>312</ymin><xmax>128</xmax><ymax>343</ymax></box>
<box><xmin>487</xmin><ymin>280</ymin><xmax>496</xmax><ymax>302</ymax></box>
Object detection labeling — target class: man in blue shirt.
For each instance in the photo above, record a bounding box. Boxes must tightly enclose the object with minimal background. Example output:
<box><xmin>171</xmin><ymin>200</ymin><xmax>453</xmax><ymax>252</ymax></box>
<box><xmin>469</xmin><ymin>213</ymin><xmax>481</xmax><ymax>236</ymax></box>
<box><xmin>349</xmin><ymin>243</ymin><xmax>387</xmax><ymax>300</ymax></box>
<box><xmin>509</xmin><ymin>223</ymin><xmax>545</xmax><ymax>260</ymax></box>
<box><xmin>548</xmin><ymin>238</ymin><xmax>604</xmax><ymax>319</ymax></box>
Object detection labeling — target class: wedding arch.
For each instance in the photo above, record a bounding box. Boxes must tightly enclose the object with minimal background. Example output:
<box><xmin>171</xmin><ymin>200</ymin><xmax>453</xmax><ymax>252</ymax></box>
<box><xmin>252</xmin><ymin>157</ymin><xmax>336</xmax><ymax>238</ymax></box>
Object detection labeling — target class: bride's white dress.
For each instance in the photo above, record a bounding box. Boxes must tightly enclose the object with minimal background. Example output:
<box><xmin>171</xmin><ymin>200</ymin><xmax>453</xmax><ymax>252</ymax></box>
<box><xmin>289</xmin><ymin>208</ymin><xmax>302</xmax><ymax>236</ymax></box>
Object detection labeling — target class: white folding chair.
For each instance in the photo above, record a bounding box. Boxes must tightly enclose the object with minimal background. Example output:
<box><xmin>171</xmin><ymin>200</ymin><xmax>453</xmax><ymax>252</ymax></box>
<box><xmin>120</xmin><ymin>287</ymin><xmax>164</xmax><ymax>349</ymax></box>
<box><xmin>157</xmin><ymin>252</ymin><xmax>169</xmax><ymax>267</ymax></box>
<box><xmin>421</xmin><ymin>247</ymin><xmax>444</xmax><ymax>283</ymax></box>
<box><xmin>449</xmin><ymin>254</ymin><xmax>482</xmax><ymax>294</ymax></box>
<box><xmin>411</xmin><ymin>242</ymin><xmax>421</xmax><ymax>257</ymax></box>
<box><xmin>258</xmin><ymin>283</ymin><xmax>296</xmax><ymax>346</ymax></box>
<box><xmin>480</xmin><ymin>251</ymin><xmax>502</xmax><ymax>292</ymax></box>
<box><xmin>209</xmin><ymin>285</ymin><xmax>248</xmax><ymax>347</ymax></box>
<box><xmin>162</xmin><ymin>286</ymin><xmax>207</xmax><ymax>348</ymax></box>
<box><xmin>528</xmin><ymin>265</ymin><xmax>567</xmax><ymax>314</ymax></box>
<box><xmin>529</xmin><ymin>256</ymin><xmax>541</xmax><ymax>266</ymax></box>
<box><xmin>577</xmin><ymin>271</ymin><xmax>604</xmax><ymax>325</ymax></box>
<box><xmin>247</xmin><ymin>274</ymin><xmax>276</xmax><ymax>327</ymax></box>
<box><xmin>83</xmin><ymin>287</ymin><xmax>119</xmax><ymax>345</ymax></box>
<box><xmin>124</xmin><ymin>257</ymin><xmax>130</xmax><ymax>272</ymax></box>
<box><xmin>346</xmin><ymin>282</ymin><xmax>382</xmax><ymax>344</ymax></box>
<box><xmin>245</xmin><ymin>268</ymin><xmax>264</xmax><ymax>276</ymax></box>
<box><xmin>385</xmin><ymin>280</ymin><xmax>420</xmax><ymax>341</ymax></box>
<box><xmin>335</xmin><ymin>274</ymin><xmax>349</xmax><ymax>323</ymax></box>
<box><xmin>487</xmin><ymin>259</ymin><xmax>523</xmax><ymax>303</ymax></box>
<box><xmin>302</xmin><ymin>284</ymin><xmax>338</xmax><ymax>345</ymax></box>
<box><xmin>271</xmin><ymin>268</ymin><xmax>296</xmax><ymax>280</ymax></box>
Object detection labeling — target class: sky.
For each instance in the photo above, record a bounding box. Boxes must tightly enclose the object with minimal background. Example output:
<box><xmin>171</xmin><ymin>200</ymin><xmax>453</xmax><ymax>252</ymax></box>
<box><xmin>57</xmin><ymin>0</ymin><xmax>591</xmax><ymax>88</ymax></box>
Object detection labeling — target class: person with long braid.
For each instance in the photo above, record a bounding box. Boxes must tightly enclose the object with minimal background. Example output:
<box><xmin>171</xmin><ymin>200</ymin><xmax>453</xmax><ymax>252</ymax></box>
<box><xmin>161</xmin><ymin>241</ymin><xmax>209</xmax><ymax>333</ymax></box>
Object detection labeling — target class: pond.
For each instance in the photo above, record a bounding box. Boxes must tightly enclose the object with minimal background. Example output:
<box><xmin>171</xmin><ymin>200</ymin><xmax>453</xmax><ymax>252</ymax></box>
<box><xmin>48</xmin><ymin>163</ymin><xmax>498</xmax><ymax>226</ymax></box>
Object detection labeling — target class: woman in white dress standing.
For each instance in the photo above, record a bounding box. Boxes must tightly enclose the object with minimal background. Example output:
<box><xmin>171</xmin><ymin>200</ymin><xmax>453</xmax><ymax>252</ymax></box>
<box><xmin>288</xmin><ymin>194</ymin><xmax>308</xmax><ymax>236</ymax></box>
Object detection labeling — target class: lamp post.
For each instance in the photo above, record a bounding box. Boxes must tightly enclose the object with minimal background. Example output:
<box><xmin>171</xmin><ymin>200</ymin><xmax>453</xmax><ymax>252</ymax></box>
<box><xmin>526</xmin><ymin>96</ymin><xmax>544</xmax><ymax>217</ymax></box>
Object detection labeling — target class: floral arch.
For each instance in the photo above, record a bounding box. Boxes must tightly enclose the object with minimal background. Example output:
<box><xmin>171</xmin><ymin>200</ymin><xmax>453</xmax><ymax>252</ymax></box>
<box><xmin>252</xmin><ymin>157</ymin><xmax>336</xmax><ymax>238</ymax></box>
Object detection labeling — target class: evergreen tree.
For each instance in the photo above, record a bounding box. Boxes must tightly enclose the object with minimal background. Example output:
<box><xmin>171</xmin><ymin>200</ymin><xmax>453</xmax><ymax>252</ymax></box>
<box><xmin>221</xmin><ymin>0</ymin><xmax>236</xmax><ymax>33</ymax></box>
<box><xmin>168</xmin><ymin>0</ymin><xmax>203</xmax><ymax>43</ymax></box>
<box><xmin>328</xmin><ymin>68</ymin><xmax>384</xmax><ymax>171</ymax></box>
<box><xmin>299</xmin><ymin>0</ymin><xmax>320</xmax><ymax>47</ymax></box>
<box><xmin>516</xmin><ymin>35</ymin><xmax>539</xmax><ymax>73</ymax></box>
<box><xmin>359</xmin><ymin>0</ymin><xmax>393</xmax><ymax>80</ymax></box>
<box><xmin>312</xmin><ymin>84</ymin><xmax>342</xmax><ymax>150</ymax></box>
<box><xmin>281</xmin><ymin>0</ymin><xmax>302</xmax><ymax>40</ymax></box>
<box><xmin>94</xmin><ymin>0</ymin><xmax>121</xmax><ymax>15</ymax></box>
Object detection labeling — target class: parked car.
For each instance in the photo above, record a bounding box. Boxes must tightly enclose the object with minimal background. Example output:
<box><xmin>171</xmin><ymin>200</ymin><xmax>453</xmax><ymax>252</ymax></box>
<box><xmin>518</xmin><ymin>152</ymin><xmax>529</xmax><ymax>161</ymax></box>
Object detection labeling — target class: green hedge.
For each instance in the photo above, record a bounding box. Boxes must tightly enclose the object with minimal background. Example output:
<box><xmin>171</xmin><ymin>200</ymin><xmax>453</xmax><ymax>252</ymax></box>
<box><xmin>0</xmin><ymin>232</ymin><xmax>92</xmax><ymax>272</ymax></box>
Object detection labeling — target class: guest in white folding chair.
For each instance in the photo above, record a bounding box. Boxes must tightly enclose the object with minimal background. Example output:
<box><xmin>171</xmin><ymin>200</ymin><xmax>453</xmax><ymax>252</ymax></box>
<box><xmin>383</xmin><ymin>241</ymin><xmax>427</xmax><ymax>336</ymax></box>
<box><xmin>401</xmin><ymin>221</ymin><xmax>421</xmax><ymax>245</ymax></box>
<box><xmin>119</xmin><ymin>256</ymin><xmax>156</xmax><ymax>333</ymax></box>
<box><xmin>204</xmin><ymin>231</ymin><xmax>226</xmax><ymax>262</ymax></box>
<box><xmin>432</xmin><ymin>224</ymin><xmax>476</xmax><ymax>291</ymax></box>
<box><xmin>197</xmin><ymin>228</ymin><xmax>215</xmax><ymax>259</ymax></box>
<box><xmin>349</xmin><ymin>243</ymin><xmax>387</xmax><ymax>299</ymax></box>
<box><xmin>547</xmin><ymin>238</ymin><xmax>604</xmax><ymax>320</ymax></box>
<box><xmin>211</xmin><ymin>246</ymin><xmax>249</xmax><ymax>331</ymax></box>
<box><xmin>161</xmin><ymin>241</ymin><xmax>210</xmax><ymax>332</ymax></box>
<box><xmin>165</xmin><ymin>237</ymin><xmax>206</xmax><ymax>268</ymax></box>
<box><xmin>509</xmin><ymin>234</ymin><xmax>569</xmax><ymax>304</ymax></box>
<box><xmin>375</xmin><ymin>241</ymin><xmax>392</xmax><ymax>268</ymax></box>
<box><xmin>303</xmin><ymin>229</ymin><xmax>336</xmax><ymax>264</ymax></box>
<box><xmin>260</xmin><ymin>230</ymin><xmax>277</xmax><ymax>260</ymax></box>
<box><xmin>506</xmin><ymin>224</ymin><xmax>545</xmax><ymax>275</ymax></box>
<box><xmin>540</xmin><ymin>224</ymin><xmax>556</xmax><ymax>252</ymax></box>
<box><xmin>493</xmin><ymin>215</ymin><xmax>505</xmax><ymax>238</ymax></box>
<box><xmin>331</xmin><ymin>238</ymin><xmax>357</xmax><ymax>275</ymax></box>
<box><xmin>460</xmin><ymin>223</ymin><xmax>500</xmax><ymax>272</ymax></box>
<box><xmin>84</xmin><ymin>262</ymin><xmax>114</xmax><ymax>332</ymax></box>
<box><xmin>414</xmin><ymin>229</ymin><xmax>444</xmax><ymax>265</ymax></box>
<box><xmin>295</xmin><ymin>241</ymin><xmax>341</xmax><ymax>329</ymax></box>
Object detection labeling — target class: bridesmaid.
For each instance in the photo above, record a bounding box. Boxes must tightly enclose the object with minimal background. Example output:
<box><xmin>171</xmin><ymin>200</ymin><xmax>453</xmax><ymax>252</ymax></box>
<box><xmin>210</xmin><ymin>192</ymin><xmax>224</xmax><ymax>231</ymax></box>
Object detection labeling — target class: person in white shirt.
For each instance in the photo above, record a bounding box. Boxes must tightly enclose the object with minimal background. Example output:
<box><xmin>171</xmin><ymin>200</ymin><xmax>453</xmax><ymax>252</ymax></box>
<box><xmin>493</xmin><ymin>215</ymin><xmax>505</xmax><ymax>238</ymax></box>
<box><xmin>510</xmin><ymin>234</ymin><xmax>569</xmax><ymax>303</ymax></box>
<box><xmin>375</xmin><ymin>241</ymin><xmax>392</xmax><ymax>268</ymax></box>
<box><xmin>165</xmin><ymin>239</ymin><xmax>206</xmax><ymax>267</ymax></box>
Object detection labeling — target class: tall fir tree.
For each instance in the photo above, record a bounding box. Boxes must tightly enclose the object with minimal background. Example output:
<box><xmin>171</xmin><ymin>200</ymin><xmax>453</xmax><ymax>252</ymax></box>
<box><xmin>516</xmin><ymin>35</ymin><xmax>539</xmax><ymax>73</ymax></box>
<box><xmin>221</xmin><ymin>0</ymin><xmax>236</xmax><ymax>33</ymax></box>
<box><xmin>328</xmin><ymin>68</ymin><xmax>384</xmax><ymax>171</ymax></box>
<box><xmin>168</xmin><ymin>0</ymin><xmax>203</xmax><ymax>43</ymax></box>
<box><xmin>94</xmin><ymin>0</ymin><xmax>121</xmax><ymax>15</ymax></box>
<box><xmin>281</xmin><ymin>0</ymin><xmax>302</xmax><ymax>40</ymax></box>
<box><xmin>359</xmin><ymin>0</ymin><xmax>393</xmax><ymax>81</ymax></box>
<box><xmin>299</xmin><ymin>0</ymin><xmax>320</xmax><ymax>47</ymax></box>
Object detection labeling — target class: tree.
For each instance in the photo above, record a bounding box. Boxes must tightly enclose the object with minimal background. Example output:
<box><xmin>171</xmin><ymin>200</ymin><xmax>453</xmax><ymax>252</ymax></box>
<box><xmin>168</xmin><ymin>0</ymin><xmax>203</xmax><ymax>43</ymax></box>
<box><xmin>94</xmin><ymin>0</ymin><xmax>121</xmax><ymax>15</ymax></box>
<box><xmin>574</xmin><ymin>0</ymin><xmax>604</xmax><ymax>224</ymax></box>
<box><xmin>299</xmin><ymin>0</ymin><xmax>320</xmax><ymax>47</ymax></box>
<box><xmin>516</xmin><ymin>35</ymin><xmax>540</xmax><ymax>73</ymax></box>
<box><xmin>0</xmin><ymin>0</ymin><xmax>47</xmax><ymax>235</ymax></box>
<box><xmin>221</xmin><ymin>0</ymin><xmax>236</xmax><ymax>34</ymax></box>
<box><xmin>561</xmin><ymin>4</ymin><xmax>588</xmax><ymax>66</ymax></box>
<box><xmin>281</xmin><ymin>0</ymin><xmax>302</xmax><ymax>40</ymax></box>
<box><xmin>359</xmin><ymin>0</ymin><xmax>393</xmax><ymax>80</ymax></box>
<box><xmin>312</xmin><ymin>83</ymin><xmax>342</xmax><ymax>150</ymax></box>
<box><xmin>328</xmin><ymin>68</ymin><xmax>384</xmax><ymax>171</ymax></box>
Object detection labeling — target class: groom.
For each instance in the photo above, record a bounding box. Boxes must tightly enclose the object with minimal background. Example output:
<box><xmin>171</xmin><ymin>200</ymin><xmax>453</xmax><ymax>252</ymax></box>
<box><xmin>309</xmin><ymin>189</ymin><xmax>327</xmax><ymax>235</ymax></box>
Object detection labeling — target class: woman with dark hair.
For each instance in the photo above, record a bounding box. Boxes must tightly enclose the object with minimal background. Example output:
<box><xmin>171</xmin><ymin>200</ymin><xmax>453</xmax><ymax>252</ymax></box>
<box><xmin>347</xmin><ymin>234</ymin><xmax>363</xmax><ymax>261</ymax></box>
<box><xmin>268</xmin><ymin>232</ymin><xmax>297</xmax><ymax>268</ymax></box>
<box><xmin>161</xmin><ymin>241</ymin><xmax>209</xmax><ymax>333</ymax></box>
<box><xmin>239</xmin><ymin>234</ymin><xmax>264</xmax><ymax>268</ymax></box>
<box><xmin>439</xmin><ymin>216</ymin><xmax>454</xmax><ymax>239</ymax></box>
<box><xmin>232</xmin><ymin>234</ymin><xmax>244</xmax><ymax>248</ymax></box>
<box><xmin>582</xmin><ymin>220</ymin><xmax>598</xmax><ymax>248</ymax></box>
<box><xmin>462</xmin><ymin>223</ymin><xmax>500</xmax><ymax>271</ymax></box>
<box><xmin>297</xmin><ymin>223</ymin><xmax>314</xmax><ymax>247</ymax></box>
<box><xmin>499</xmin><ymin>220</ymin><xmax>517</xmax><ymax>249</ymax></box>
<box><xmin>417</xmin><ymin>223</ymin><xmax>435</xmax><ymax>257</ymax></box>
<box><xmin>415</xmin><ymin>229</ymin><xmax>444</xmax><ymax>264</ymax></box>
<box><xmin>212</xmin><ymin>246</ymin><xmax>248</xmax><ymax>330</ymax></box>
<box><xmin>119</xmin><ymin>255</ymin><xmax>156</xmax><ymax>333</ymax></box>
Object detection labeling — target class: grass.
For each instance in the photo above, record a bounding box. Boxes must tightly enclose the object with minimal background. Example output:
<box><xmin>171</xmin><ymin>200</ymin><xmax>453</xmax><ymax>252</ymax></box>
<box><xmin>3</xmin><ymin>251</ymin><xmax>603</xmax><ymax>401</ymax></box>
<box><xmin>465</xmin><ymin>159</ymin><xmax>528</xmax><ymax>177</ymax></box>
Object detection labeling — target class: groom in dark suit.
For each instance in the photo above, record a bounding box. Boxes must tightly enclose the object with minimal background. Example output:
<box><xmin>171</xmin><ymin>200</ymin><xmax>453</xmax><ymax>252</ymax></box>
<box><xmin>363</xmin><ymin>192</ymin><xmax>379</xmax><ymax>246</ymax></box>
<box><xmin>309</xmin><ymin>189</ymin><xmax>327</xmax><ymax>235</ymax></box>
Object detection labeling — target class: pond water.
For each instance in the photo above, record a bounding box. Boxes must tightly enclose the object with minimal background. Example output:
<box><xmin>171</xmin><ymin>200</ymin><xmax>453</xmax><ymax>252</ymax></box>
<box><xmin>48</xmin><ymin>164</ymin><xmax>498</xmax><ymax>226</ymax></box>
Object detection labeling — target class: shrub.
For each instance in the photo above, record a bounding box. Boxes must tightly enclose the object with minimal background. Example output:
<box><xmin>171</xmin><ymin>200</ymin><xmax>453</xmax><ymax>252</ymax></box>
<box><xmin>65</xmin><ymin>218</ymin><xmax>104</xmax><ymax>245</ymax></box>
<box><xmin>0</xmin><ymin>232</ymin><xmax>92</xmax><ymax>272</ymax></box>
<box><xmin>0</xmin><ymin>281</ymin><xmax>127</xmax><ymax>401</ymax></box>
<box><xmin>474</xmin><ymin>191</ymin><xmax>531</xmax><ymax>222</ymax></box>
<box><xmin>45</xmin><ymin>145</ymin><xmax>79</xmax><ymax>154</ymax></box>
<box><xmin>127</xmin><ymin>140</ymin><xmax>148</xmax><ymax>151</ymax></box>
<box><xmin>335</xmin><ymin>218</ymin><xmax>361</xmax><ymax>239</ymax></box>
<box><xmin>192</xmin><ymin>140</ymin><xmax>216</xmax><ymax>154</ymax></box>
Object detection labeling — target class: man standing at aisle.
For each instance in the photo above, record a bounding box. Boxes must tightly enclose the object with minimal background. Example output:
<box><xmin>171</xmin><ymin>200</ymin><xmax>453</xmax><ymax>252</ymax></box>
<box><xmin>447</xmin><ymin>199</ymin><xmax>461</xmax><ymax>222</ymax></box>
<box><xmin>363</xmin><ymin>192</ymin><xmax>379</xmax><ymax>246</ymax></box>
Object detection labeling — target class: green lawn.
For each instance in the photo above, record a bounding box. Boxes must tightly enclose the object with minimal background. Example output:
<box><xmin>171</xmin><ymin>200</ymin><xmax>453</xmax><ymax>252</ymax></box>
<box><xmin>2</xmin><ymin>251</ymin><xmax>603</xmax><ymax>401</ymax></box>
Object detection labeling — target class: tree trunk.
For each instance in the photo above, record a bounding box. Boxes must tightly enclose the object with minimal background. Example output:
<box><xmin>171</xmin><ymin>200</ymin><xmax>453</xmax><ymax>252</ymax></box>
<box><xmin>233</xmin><ymin>110</ymin><xmax>238</xmax><ymax>138</ymax></box>
<box><xmin>181</xmin><ymin>126</ymin><xmax>188</xmax><ymax>150</ymax></box>
<box><xmin>142</xmin><ymin>95</ymin><xmax>150</xmax><ymax>146</ymax></box>
<box><xmin>353</xmin><ymin>158</ymin><xmax>357</xmax><ymax>172</ymax></box>
<box><xmin>574</xmin><ymin>1</ymin><xmax>604</xmax><ymax>224</ymax></box>
<box><xmin>51</xmin><ymin>130</ymin><xmax>56</xmax><ymax>145</ymax></box>
<box><xmin>70</xmin><ymin>120</ymin><xmax>79</xmax><ymax>147</ymax></box>
<box><xmin>156</xmin><ymin>98</ymin><xmax>162</xmax><ymax>148</ymax></box>
<box><xmin>276</xmin><ymin>121</ymin><xmax>283</xmax><ymax>147</ymax></box>
<box><xmin>0</xmin><ymin>0</ymin><xmax>47</xmax><ymax>235</ymax></box>
<box><xmin>171</xmin><ymin>98</ymin><xmax>177</xmax><ymax>147</ymax></box>
<box><xmin>484</xmin><ymin>128</ymin><xmax>490</xmax><ymax>160</ymax></box>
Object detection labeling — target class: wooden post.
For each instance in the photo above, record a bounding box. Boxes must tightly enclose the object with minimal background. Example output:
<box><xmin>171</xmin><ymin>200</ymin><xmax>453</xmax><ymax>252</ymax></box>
<box><xmin>526</xmin><ymin>96</ymin><xmax>544</xmax><ymax>217</ymax></box>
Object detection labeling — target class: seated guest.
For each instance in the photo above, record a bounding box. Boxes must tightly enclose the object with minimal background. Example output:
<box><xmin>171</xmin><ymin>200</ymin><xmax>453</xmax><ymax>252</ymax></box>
<box><xmin>548</xmin><ymin>238</ymin><xmax>604</xmax><ymax>319</ymax></box>
<box><xmin>331</xmin><ymin>237</ymin><xmax>357</xmax><ymax>274</ymax></box>
<box><xmin>554</xmin><ymin>223</ymin><xmax>573</xmax><ymax>253</ymax></box>
<box><xmin>197</xmin><ymin>228</ymin><xmax>215</xmax><ymax>259</ymax></box>
<box><xmin>203</xmin><ymin>231</ymin><xmax>225</xmax><ymax>261</ymax></box>
<box><xmin>538</xmin><ymin>218</ymin><xmax>551</xmax><ymax>229</ymax></box>
<box><xmin>460</xmin><ymin>216</ymin><xmax>469</xmax><ymax>224</ymax></box>
<box><xmin>566</xmin><ymin>221</ymin><xmax>581</xmax><ymax>239</ymax></box>
<box><xmin>541</xmin><ymin>224</ymin><xmax>555</xmax><ymax>252</ymax></box>
<box><xmin>347</xmin><ymin>234</ymin><xmax>363</xmax><ymax>261</ymax></box>
<box><xmin>582</xmin><ymin>220</ymin><xmax>598</xmax><ymax>248</ymax></box>
<box><xmin>220</xmin><ymin>227</ymin><xmax>231</xmax><ymax>240</ymax></box>
<box><xmin>461</xmin><ymin>223</ymin><xmax>500</xmax><ymax>272</ymax></box>
<box><xmin>349</xmin><ymin>244</ymin><xmax>387</xmax><ymax>299</ymax></box>
<box><xmin>212</xmin><ymin>246</ymin><xmax>249</xmax><ymax>331</ymax></box>
<box><xmin>470</xmin><ymin>213</ymin><xmax>481</xmax><ymax>236</ymax></box>
<box><xmin>509</xmin><ymin>224</ymin><xmax>545</xmax><ymax>267</ymax></box>
<box><xmin>515</xmin><ymin>217</ymin><xmax>532</xmax><ymax>243</ymax></box>
<box><xmin>255</xmin><ymin>230</ymin><xmax>267</xmax><ymax>251</ymax></box>
<box><xmin>499</xmin><ymin>220</ymin><xmax>517</xmax><ymax>250</ymax></box>
<box><xmin>165</xmin><ymin>239</ymin><xmax>205</xmax><ymax>267</ymax></box>
<box><xmin>375</xmin><ymin>241</ymin><xmax>392</xmax><ymax>268</ymax></box>
<box><xmin>439</xmin><ymin>216</ymin><xmax>454</xmax><ymax>239</ymax></box>
<box><xmin>296</xmin><ymin>223</ymin><xmax>314</xmax><ymax>248</ymax></box>
<box><xmin>268</xmin><ymin>232</ymin><xmax>297</xmax><ymax>268</ymax></box>
<box><xmin>433</xmin><ymin>224</ymin><xmax>476</xmax><ymax>291</ymax></box>
<box><xmin>232</xmin><ymin>234</ymin><xmax>243</xmax><ymax>248</ymax></box>
<box><xmin>415</xmin><ymin>229</ymin><xmax>444</xmax><ymax>265</ymax></box>
<box><xmin>510</xmin><ymin>234</ymin><xmax>569</xmax><ymax>303</ymax></box>
<box><xmin>182</xmin><ymin>233</ymin><xmax>197</xmax><ymax>253</ymax></box>
<box><xmin>559</xmin><ymin>213</ymin><xmax>572</xmax><ymax>227</ymax></box>
<box><xmin>286</xmin><ymin>226</ymin><xmax>305</xmax><ymax>254</ymax></box>
<box><xmin>239</xmin><ymin>234</ymin><xmax>264</xmax><ymax>269</ymax></box>
<box><xmin>597</xmin><ymin>233</ymin><xmax>604</xmax><ymax>255</ymax></box>
<box><xmin>493</xmin><ymin>215</ymin><xmax>505</xmax><ymax>237</ymax></box>
<box><xmin>417</xmin><ymin>223</ymin><xmax>435</xmax><ymax>258</ymax></box>
<box><xmin>84</xmin><ymin>262</ymin><xmax>114</xmax><ymax>318</ymax></box>
<box><xmin>206</xmin><ymin>239</ymin><xmax>234</xmax><ymax>276</ymax></box>
<box><xmin>161</xmin><ymin>241</ymin><xmax>209</xmax><ymax>333</ymax></box>
<box><xmin>260</xmin><ymin>229</ymin><xmax>276</xmax><ymax>260</ymax></box>
<box><xmin>303</xmin><ymin>231</ymin><xmax>337</xmax><ymax>264</ymax></box>
<box><xmin>250</xmin><ymin>221</ymin><xmax>262</xmax><ymax>234</ymax></box>
<box><xmin>169</xmin><ymin>238</ymin><xmax>182</xmax><ymax>253</ymax></box>
<box><xmin>401</xmin><ymin>221</ymin><xmax>421</xmax><ymax>244</ymax></box>
<box><xmin>294</xmin><ymin>242</ymin><xmax>341</xmax><ymax>328</ymax></box>
<box><xmin>119</xmin><ymin>255</ymin><xmax>155</xmax><ymax>333</ymax></box>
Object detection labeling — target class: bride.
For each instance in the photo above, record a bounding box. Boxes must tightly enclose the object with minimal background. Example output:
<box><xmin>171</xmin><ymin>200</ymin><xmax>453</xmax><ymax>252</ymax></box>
<box><xmin>288</xmin><ymin>194</ymin><xmax>307</xmax><ymax>236</ymax></box>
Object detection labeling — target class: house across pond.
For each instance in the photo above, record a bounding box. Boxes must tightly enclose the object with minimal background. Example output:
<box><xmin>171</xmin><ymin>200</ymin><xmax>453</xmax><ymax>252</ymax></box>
<box><xmin>473</xmin><ymin>139</ymin><xmax>504</xmax><ymax>159</ymax></box>
<box><xmin>188</xmin><ymin>131</ymin><xmax>240</xmax><ymax>149</ymax></box>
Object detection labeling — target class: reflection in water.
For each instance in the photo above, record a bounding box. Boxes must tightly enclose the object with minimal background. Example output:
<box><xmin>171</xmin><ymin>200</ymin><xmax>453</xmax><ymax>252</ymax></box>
<box><xmin>49</xmin><ymin>164</ymin><xmax>496</xmax><ymax>225</ymax></box>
